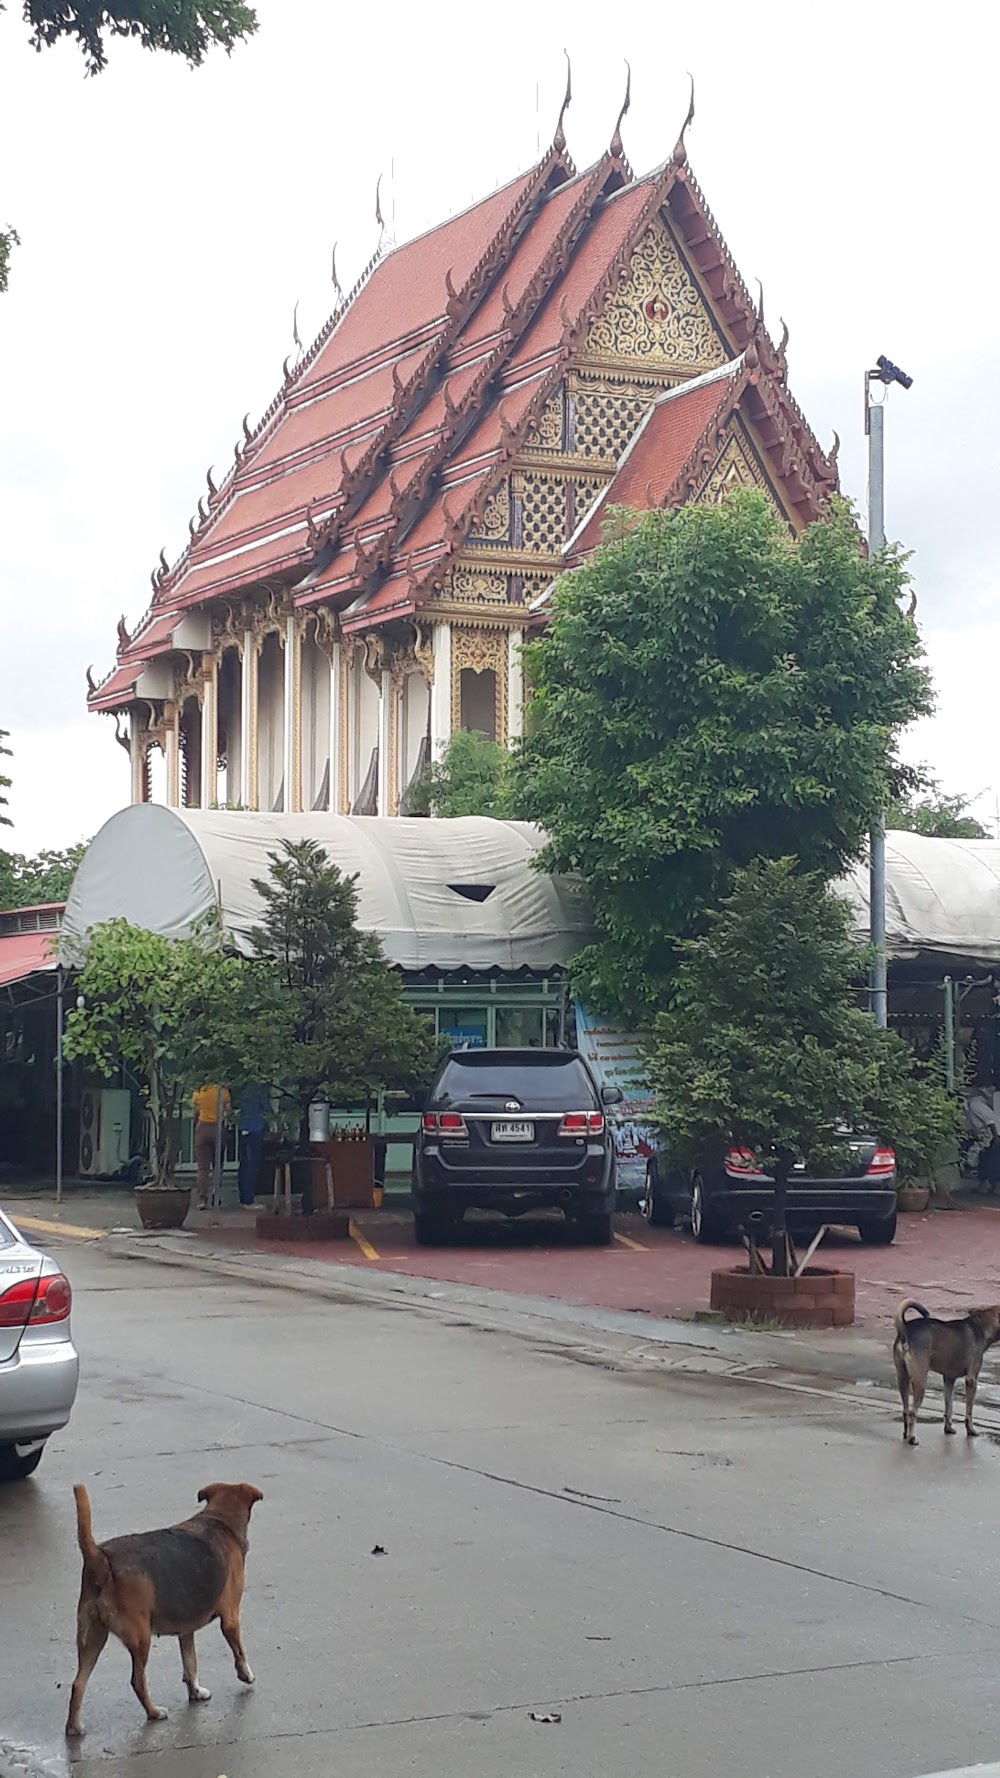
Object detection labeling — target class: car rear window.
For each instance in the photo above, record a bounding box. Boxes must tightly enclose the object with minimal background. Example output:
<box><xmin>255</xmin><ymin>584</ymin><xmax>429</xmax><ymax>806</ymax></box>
<box><xmin>435</xmin><ymin>1053</ymin><xmax>599</xmax><ymax>1111</ymax></box>
<box><xmin>0</xmin><ymin>1213</ymin><xmax>16</xmax><ymax>1249</ymax></box>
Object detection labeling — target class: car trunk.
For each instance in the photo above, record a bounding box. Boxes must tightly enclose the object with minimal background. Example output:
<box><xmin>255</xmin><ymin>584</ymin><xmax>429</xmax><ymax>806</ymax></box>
<box><xmin>439</xmin><ymin>1107</ymin><xmax>590</xmax><ymax>1175</ymax></box>
<box><xmin>0</xmin><ymin>1253</ymin><xmax>46</xmax><ymax>1364</ymax></box>
<box><xmin>793</xmin><ymin>1139</ymin><xmax>879</xmax><ymax>1184</ymax></box>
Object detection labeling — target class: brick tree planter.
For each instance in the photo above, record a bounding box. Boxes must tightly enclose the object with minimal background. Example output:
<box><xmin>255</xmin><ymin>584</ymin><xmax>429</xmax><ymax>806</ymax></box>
<box><xmin>710</xmin><ymin>1265</ymin><xmax>855</xmax><ymax>1328</ymax></box>
<box><xmin>255</xmin><ymin>1201</ymin><xmax>350</xmax><ymax>1243</ymax></box>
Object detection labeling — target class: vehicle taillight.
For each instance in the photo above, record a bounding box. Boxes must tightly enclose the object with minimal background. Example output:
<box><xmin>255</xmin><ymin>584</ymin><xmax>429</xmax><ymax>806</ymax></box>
<box><xmin>559</xmin><ymin>1112</ymin><xmax>605</xmax><ymax>1137</ymax></box>
<box><xmin>422</xmin><ymin>1113</ymin><xmax>438</xmax><ymax>1134</ymax></box>
<box><xmin>866</xmin><ymin>1146</ymin><xmax>895</xmax><ymax>1177</ymax></box>
<box><xmin>0</xmin><ymin>1272</ymin><xmax>72</xmax><ymax>1329</ymax></box>
<box><xmin>437</xmin><ymin>1112</ymin><xmax>468</xmax><ymax>1138</ymax></box>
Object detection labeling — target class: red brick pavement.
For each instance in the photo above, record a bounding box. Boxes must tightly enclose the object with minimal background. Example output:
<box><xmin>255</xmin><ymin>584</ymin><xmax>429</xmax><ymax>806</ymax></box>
<box><xmin>199</xmin><ymin>1202</ymin><xmax>1000</xmax><ymax>1333</ymax></box>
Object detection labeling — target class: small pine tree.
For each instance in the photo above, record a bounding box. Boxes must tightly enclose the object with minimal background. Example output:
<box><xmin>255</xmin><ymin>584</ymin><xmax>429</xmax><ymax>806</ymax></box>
<box><xmin>223</xmin><ymin>840</ymin><xmax>435</xmax><ymax>1146</ymax></box>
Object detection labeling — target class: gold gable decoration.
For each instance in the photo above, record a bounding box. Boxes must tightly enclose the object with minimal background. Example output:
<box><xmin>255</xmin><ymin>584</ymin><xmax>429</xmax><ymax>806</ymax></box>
<box><xmin>583</xmin><ymin>219</ymin><xmax>728</xmax><ymax>371</ymax></box>
<box><xmin>692</xmin><ymin>427</ymin><xmax>783</xmax><ymax>522</ymax></box>
<box><xmin>467</xmin><ymin>479</ymin><xmax>511</xmax><ymax>545</ymax></box>
<box><xmin>523</xmin><ymin>388</ymin><xmax>565</xmax><ymax>454</ymax></box>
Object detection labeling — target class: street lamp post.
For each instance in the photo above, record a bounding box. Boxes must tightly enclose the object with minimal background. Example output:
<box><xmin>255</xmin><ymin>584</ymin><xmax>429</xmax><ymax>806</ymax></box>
<box><xmin>865</xmin><ymin>354</ymin><xmax>913</xmax><ymax>1029</ymax></box>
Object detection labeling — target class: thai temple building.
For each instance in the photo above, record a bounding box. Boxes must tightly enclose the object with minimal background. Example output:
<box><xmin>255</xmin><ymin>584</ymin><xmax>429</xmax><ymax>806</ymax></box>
<box><xmin>87</xmin><ymin>87</ymin><xmax>839</xmax><ymax>816</ymax></box>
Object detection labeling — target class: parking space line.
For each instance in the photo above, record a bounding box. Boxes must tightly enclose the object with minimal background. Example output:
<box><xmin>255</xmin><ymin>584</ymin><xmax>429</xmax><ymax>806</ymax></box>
<box><xmin>10</xmin><ymin>1213</ymin><xmax>105</xmax><ymax>1243</ymax></box>
<box><xmin>614</xmin><ymin>1230</ymin><xmax>647</xmax><ymax>1252</ymax></box>
<box><xmin>349</xmin><ymin>1222</ymin><xmax>380</xmax><ymax>1261</ymax></box>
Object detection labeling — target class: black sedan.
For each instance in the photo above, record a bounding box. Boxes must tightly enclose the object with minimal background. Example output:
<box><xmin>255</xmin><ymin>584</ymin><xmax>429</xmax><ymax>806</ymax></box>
<box><xmin>642</xmin><ymin>1137</ymin><xmax>898</xmax><ymax>1246</ymax></box>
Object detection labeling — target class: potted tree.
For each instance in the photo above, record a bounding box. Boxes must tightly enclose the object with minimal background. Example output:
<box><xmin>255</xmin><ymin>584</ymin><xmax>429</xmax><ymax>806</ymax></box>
<box><xmin>63</xmin><ymin>919</ymin><xmax>239</xmax><ymax>1228</ymax></box>
<box><xmin>222</xmin><ymin>840</ymin><xmax>435</xmax><ymax>1240</ymax></box>
<box><xmin>647</xmin><ymin>860</ymin><xmax>958</xmax><ymax>1324</ymax></box>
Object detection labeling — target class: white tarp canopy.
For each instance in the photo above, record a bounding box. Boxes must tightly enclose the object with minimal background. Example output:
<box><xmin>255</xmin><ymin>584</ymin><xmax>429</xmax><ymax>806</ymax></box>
<box><xmin>60</xmin><ymin>811</ymin><xmax>1000</xmax><ymax>975</ymax></box>
<box><xmin>60</xmin><ymin>807</ymin><xmax>591</xmax><ymax>973</ymax></box>
<box><xmin>838</xmin><ymin>831</ymin><xmax>1000</xmax><ymax>963</ymax></box>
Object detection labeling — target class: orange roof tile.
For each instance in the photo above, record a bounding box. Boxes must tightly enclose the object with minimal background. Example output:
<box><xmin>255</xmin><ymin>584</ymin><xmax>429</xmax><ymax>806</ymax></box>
<box><xmin>568</xmin><ymin>362</ymin><xmax>742</xmax><ymax>556</ymax></box>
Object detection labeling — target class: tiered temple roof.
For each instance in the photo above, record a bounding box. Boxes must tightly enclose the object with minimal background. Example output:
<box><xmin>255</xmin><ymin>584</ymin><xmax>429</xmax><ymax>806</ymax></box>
<box><xmin>90</xmin><ymin>96</ymin><xmax>839</xmax><ymax>713</ymax></box>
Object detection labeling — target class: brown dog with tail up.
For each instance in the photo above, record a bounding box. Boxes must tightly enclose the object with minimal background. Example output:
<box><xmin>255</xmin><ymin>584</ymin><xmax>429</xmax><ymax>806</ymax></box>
<box><xmin>66</xmin><ymin>1480</ymin><xmax>263</xmax><ymax>1738</ymax></box>
<box><xmin>893</xmin><ymin>1297</ymin><xmax>1000</xmax><ymax>1445</ymax></box>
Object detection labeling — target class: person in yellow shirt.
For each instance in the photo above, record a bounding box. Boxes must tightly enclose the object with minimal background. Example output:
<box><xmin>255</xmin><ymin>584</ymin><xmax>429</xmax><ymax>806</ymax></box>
<box><xmin>192</xmin><ymin>1084</ymin><xmax>232</xmax><ymax>1209</ymax></box>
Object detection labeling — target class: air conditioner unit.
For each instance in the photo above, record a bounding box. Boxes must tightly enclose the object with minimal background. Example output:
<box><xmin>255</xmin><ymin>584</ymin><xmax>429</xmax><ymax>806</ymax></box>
<box><xmin>78</xmin><ymin>1088</ymin><xmax>132</xmax><ymax>1178</ymax></box>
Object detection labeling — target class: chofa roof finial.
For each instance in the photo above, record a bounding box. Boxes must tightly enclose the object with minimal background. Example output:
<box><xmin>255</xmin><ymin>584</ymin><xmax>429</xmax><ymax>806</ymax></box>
<box><xmin>673</xmin><ymin>74</ymin><xmax>696</xmax><ymax>165</ymax></box>
<box><xmin>610</xmin><ymin>60</ymin><xmax>631</xmax><ymax>159</ymax></box>
<box><xmin>553</xmin><ymin>50</ymin><xmax>572</xmax><ymax>155</ymax></box>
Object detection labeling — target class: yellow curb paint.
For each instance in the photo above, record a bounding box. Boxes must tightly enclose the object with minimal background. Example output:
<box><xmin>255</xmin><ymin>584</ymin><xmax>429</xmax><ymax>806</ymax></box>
<box><xmin>349</xmin><ymin>1222</ymin><xmax>379</xmax><ymax>1262</ymax></box>
<box><xmin>12</xmin><ymin>1214</ymin><xmax>105</xmax><ymax>1243</ymax></box>
<box><xmin>613</xmin><ymin>1231</ymin><xmax>647</xmax><ymax>1252</ymax></box>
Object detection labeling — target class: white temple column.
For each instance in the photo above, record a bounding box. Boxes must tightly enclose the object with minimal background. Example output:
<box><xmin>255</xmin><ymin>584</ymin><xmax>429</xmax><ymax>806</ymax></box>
<box><xmin>164</xmin><ymin>703</ymin><xmax>180</xmax><ymax>808</ymax></box>
<box><xmin>328</xmin><ymin>640</ymin><xmax>341</xmax><ymax>814</ymax></box>
<box><xmin>200</xmin><ymin>659</ymin><xmax>218</xmax><ymax>809</ymax></box>
<box><xmin>241</xmin><ymin>628</ymin><xmax>255</xmax><ymax>808</ymax></box>
<box><xmin>129</xmin><ymin>710</ymin><xmax>146</xmax><ymax>804</ymax></box>
<box><xmin>430</xmin><ymin>622</ymin><xmax>452</xmax><ymax>758</ymax></box>
<box><xmin>377</xmin><ymin>668</ymin><xmax>392</xmax><ymax>816</ymax></box>
<box><xmin>284</xmin><ymin>614</ymin><xmax>301</xmax><ymax>812</ymax></box>
<box><xmin>506</xmin><ymin>628</ymin><xmax>524</xmax><ymax>743</ymax></box>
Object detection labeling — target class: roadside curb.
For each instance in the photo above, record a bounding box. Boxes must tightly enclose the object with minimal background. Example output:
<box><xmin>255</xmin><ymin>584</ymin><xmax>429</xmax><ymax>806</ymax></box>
<box><xmin>105</xmin><ymin>1227</ymin><xmax>906</xmax><ymax>1400</ymax></box>
<box><xmin>11</xmin><ymin>1213</ymin><xmax>106</xmax><ymax>1243</ymax></box>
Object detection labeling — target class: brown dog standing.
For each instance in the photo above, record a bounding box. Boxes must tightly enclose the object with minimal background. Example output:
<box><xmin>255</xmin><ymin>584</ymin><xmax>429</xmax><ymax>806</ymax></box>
<box><xmin>893</xmin><ymin>1298</ymin><xmax>1000</xmax><ymax>1444</ymax></box>
<box><xmin>66</xmin><ymin>1481</ymin><xmax>263</xmax><ymax>1738</ymax></box>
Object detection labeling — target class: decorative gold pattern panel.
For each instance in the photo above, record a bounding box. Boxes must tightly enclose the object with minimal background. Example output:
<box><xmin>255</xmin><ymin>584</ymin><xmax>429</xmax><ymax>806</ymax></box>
<box><xmin>468</xmin><ymin>479</ymin><xmax>511</xmax><ymax>545</ymax></box>
<box><xmin>572</xmin><ymin>474</ymin><xmax>609</xmax><ymax>528</ymax></box>
<box><xmin>446</xmin><ymin>566</ymin><xmax>510</xmax><ymax>605</ymax></box>
<box><xmin>583</xmin><ymin>220</ymin><xmax>728</xmax><ymax>369</ymax></box>
<box><xmin>523</xmin><ymin>387</ymin><xmax>564</xmax><ymax>453</ymax></box>
<box><xmin>693</xmin><ymin>427</ymin><xmax>780</xmax><ymax>519</ymax></box>
<box><xmin>518</xmin><ymin>570</ymin><xmax>559</xmax><ymax>606</ymax></box>
<box><xmin>451</xmin><ymin>625</ymin><xmax>508</xmax><ymax>741</ymax></box>
<box><xmin>571</xmin><ymin>372</ymin><xmax>659</xmax><ymax>464</ymax></box>
<box><xmin>518</xmin><ymin>473</ymin><xmax>568</xmax><ymax>554</ymax></box>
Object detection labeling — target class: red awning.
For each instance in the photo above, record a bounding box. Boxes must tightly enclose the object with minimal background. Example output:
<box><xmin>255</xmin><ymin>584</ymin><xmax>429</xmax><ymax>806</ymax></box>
<box><xmin>0</xmin><ymin>930</ymin><xmax>58</xmax><ymax>988</ymax></box>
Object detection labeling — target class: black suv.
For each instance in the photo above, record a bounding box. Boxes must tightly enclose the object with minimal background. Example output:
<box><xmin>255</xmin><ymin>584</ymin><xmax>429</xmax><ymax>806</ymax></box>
<box><xmin>643</xmin><ymin>1136</ymin><xmax>898</xmax><ymax>1246</ymax></box>
<box><xmin>413</xmin><ymin>1048</ymin><xmax>621</xmax><ymax>1246</ymax></box>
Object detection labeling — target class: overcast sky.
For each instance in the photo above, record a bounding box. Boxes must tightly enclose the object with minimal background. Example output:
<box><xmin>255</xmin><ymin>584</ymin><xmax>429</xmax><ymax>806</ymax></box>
<box><xmin>1</xmin><ymin>0</ymin><xmax>997</xmax><ymax>853</ymax></box>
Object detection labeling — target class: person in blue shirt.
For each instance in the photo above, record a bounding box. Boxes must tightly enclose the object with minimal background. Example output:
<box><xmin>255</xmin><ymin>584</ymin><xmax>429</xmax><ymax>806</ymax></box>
<box><xmin>238</xmin><ymin>1085</ymin><xmax>269</xmax><ymax>1206</ymax></box>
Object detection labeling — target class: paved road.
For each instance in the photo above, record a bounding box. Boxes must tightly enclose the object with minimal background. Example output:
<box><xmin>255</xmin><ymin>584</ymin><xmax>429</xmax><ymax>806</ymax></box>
<box><xmin>3</xmin><ymin>1237</ymin><xmax>1000</xmax><ymax>1778</ymax></box>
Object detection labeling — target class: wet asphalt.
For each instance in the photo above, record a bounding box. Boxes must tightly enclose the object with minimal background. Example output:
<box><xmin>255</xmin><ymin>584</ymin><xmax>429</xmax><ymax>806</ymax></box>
<box><xmin>2</xmin><ymin>1237</ymin><xmax>1000</xmax><ymax>1778</ymax></box>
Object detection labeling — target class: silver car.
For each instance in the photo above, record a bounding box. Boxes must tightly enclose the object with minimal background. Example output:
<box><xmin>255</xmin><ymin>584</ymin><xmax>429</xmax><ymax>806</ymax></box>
<box><xmin>0</xmin><ymin>1208</ymin><xmax>79</xmax><ymax>1481</ymax></box>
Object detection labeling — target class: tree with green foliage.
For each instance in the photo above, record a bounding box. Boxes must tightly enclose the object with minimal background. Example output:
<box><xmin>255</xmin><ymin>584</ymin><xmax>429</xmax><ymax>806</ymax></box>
<box><xmin>11</xmin><ymin>0</ymin><xmax>257</xmax><ymax>72</ymax></box>
<box><xmin>2</xmin><ymin>0</ymin><xmax>257</xmax><ymax>286</ymax></box>
<box><xmin>888</xmin><ymin>779</ymin><xmax>988</xmax><ymax>840</ymax></box>
<box><xmin>513</xmin><ymin>494</ymin><xmax>932</xmax><ymax>1019</ymax></box>
<box><xmin>408</xmin><ymin>729</ymin><xmax>511</xmax><ymax>818</ymax></box>
<box><xmin>220</xmin><ymin>839</ymin><xmax>435</xmax><ymax>1147</ymax></box>
<box><xmin>646</xmin><ymin>859</ymin><xmax>960</xmax><ymax>1274</ymax></box>
<box><xmin>0</xmin><ymin>840</ymin><xmax>87</xmax><ymax>909</ymax></box>
<box><xmin>63</xmin><ymin>919</ymin><xmax>242</xmax><ymax>1186</ymax></box>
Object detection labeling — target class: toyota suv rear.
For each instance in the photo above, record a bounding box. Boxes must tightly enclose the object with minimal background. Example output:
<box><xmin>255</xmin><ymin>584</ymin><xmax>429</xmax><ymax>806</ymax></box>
<box><xmin>413</xmin><ymin>1049</ymin><xmax>620</xmax><ymax>1245</ymax></box>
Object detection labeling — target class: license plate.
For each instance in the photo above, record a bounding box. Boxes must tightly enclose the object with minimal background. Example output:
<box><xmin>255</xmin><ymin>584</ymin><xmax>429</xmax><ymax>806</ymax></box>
<box><xmin>491</xmin><ymin>1120</ymin><xmax>534</xmax><ymax>1143</ymax></box>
